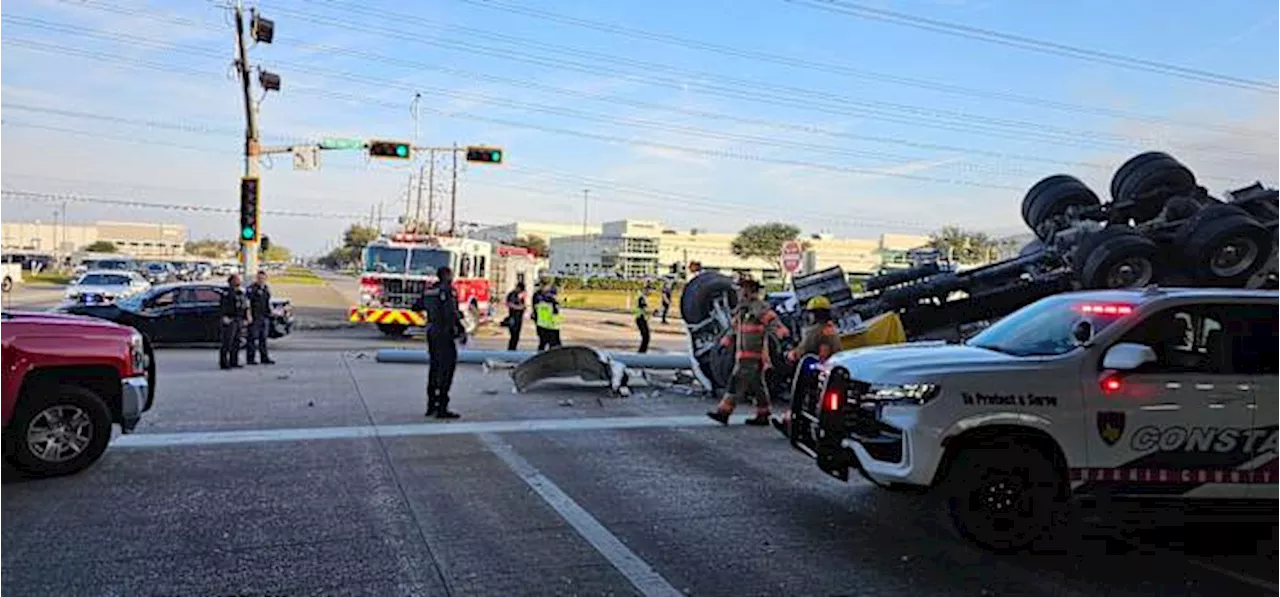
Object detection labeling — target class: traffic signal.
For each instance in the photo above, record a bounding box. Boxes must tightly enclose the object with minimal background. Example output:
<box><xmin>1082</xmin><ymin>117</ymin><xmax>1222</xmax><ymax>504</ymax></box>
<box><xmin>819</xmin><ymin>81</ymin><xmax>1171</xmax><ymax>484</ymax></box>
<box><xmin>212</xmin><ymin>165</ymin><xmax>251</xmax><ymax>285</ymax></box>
<box><xmin>240</xmin><ymin>176</ymin><xmax>260</xmax><ymax>242</ymax></box>
<box><xmin>261</xmin><ymin>235</ymin><xmax>271</xmax><ymax>253</ymax></box>
<box><xmin>368</xmin><ymin>140</ymin><xmax>412</xmax><ymax>160</ymax></box>
<box><xmin>465</xmin><ymin>146</ymin><xmax>503</xmax><ymax>164</ymax></box>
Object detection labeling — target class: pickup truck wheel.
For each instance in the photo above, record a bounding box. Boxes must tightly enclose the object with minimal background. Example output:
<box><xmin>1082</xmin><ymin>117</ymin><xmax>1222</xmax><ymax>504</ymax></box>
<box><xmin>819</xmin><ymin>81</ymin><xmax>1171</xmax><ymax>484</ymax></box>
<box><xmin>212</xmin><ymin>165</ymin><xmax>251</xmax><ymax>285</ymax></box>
<box><xmin>943</xmin><ymin>446</ymin><xmax>1062</xmax><ymax>552</ymax></box>
<box><xmin>1</xmin><ymin>276</ymin><xmax>11</xmax><ymax>292</ymax></box>
<box><xmin>4</xmin><ymin>385</ymin><xmax>113</xmax><ymax>478</ymax></box>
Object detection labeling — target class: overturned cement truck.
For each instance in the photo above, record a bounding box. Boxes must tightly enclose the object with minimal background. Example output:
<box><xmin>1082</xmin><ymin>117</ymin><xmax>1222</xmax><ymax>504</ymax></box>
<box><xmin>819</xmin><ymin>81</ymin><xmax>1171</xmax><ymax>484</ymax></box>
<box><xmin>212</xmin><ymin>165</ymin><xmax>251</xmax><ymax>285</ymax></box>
<box><xmin>681</xmin><ymin>151</ymin><xmax>1279</xmax><ymax>393</ymax></box>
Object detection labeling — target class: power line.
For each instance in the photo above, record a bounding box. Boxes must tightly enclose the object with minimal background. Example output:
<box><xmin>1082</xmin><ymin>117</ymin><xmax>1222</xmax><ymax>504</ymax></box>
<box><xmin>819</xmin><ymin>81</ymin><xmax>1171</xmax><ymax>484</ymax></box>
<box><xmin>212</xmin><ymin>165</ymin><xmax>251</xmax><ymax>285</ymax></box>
<box><xmin>29</xmin><ymin>4</ymin><xmax>1264</xmax><ymax>156</ymax></box>
<box><xmin>0</xmin><ymin>189</ymin><xmax>391</xmax><ymax>221</ymax></box>
<box><xmin>787</xmin><ymin>0</ymin><xmax>1278</xmax><ymax>93</ymax></box>
<box><xmin>0</xmin><ymin>38</ymin><xmax>1031</xmax><ymax>190</ymax></box>
<box><xmin>452</xmin><ymin>0</ymin><xmax>1277</xmax><ymax>136</ymax></box>
<box><xmin>5</xmin><ymin>33</ymin><xmax>1265</xmax><ymax>188</ymax></box>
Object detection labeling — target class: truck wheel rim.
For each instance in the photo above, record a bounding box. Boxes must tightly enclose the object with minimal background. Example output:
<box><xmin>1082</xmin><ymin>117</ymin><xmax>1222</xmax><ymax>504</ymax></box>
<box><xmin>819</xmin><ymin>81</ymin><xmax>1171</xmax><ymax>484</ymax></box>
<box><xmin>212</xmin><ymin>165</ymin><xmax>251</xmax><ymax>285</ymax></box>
<box><xmin>1209</xmin><ymin>238</ymin><xmax>1258</xmax><ymax>278</ymax></box>
<box><xmin>26</xmin><ymin>405</ymin><xmax>93</xmax><ymax>463</ymax></box>
<box><xmin>1105</xmin><ymin>258</ymin><xmax>1153</xmax><ymax>288</ymax></box>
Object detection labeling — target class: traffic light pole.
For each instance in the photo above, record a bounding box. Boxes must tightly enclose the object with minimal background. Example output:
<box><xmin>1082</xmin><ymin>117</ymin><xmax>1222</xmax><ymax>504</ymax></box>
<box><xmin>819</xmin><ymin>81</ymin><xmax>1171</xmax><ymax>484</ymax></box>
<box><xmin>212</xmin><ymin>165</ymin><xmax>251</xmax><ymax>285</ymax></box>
<box><xmin>234</xmin><ymin>2</ymin><xmax>260</xmax><ymax>278</ymax></box>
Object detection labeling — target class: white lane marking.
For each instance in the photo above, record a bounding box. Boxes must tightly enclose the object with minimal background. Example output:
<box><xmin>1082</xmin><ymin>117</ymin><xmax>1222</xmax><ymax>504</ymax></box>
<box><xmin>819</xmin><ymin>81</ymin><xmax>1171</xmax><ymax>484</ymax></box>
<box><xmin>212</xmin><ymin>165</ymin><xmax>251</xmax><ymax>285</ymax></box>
<box><xmin>479</xmin><ymin>433</ymin><xmax>682</xmax><ymax>597</ymax></box>
<box><xmin>114</xmin><ymin>415</ymin><xmax>736</xmax><ymax>448</ymax></box>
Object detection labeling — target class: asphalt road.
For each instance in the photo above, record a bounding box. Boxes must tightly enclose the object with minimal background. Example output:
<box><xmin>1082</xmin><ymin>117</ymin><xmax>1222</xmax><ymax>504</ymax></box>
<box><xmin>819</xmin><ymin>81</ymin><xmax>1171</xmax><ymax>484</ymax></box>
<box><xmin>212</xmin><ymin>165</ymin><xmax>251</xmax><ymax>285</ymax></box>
<box><xmin>3</xmin><ymin>334</ymin><xmax>1276</xmax><ymax>597</ymax></box>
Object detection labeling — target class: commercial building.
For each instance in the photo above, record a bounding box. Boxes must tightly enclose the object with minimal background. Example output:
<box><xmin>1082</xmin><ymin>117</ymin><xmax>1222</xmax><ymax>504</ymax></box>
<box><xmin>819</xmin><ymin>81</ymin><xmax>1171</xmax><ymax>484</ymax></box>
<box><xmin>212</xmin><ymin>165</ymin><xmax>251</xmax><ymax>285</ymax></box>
<box><xmin>1</xmin><ymin>220</ymin><xmax>187</xmax><ymax>258</ymax></box>
<box><xmin>471</xmin><ymin>221</ymin><xmax>601</xmax><ymax>246</ymax></box>
<box><xmin>545</xmin><ymin>219</ymin><xmax>931</xmax><ymax>281</ymax></box>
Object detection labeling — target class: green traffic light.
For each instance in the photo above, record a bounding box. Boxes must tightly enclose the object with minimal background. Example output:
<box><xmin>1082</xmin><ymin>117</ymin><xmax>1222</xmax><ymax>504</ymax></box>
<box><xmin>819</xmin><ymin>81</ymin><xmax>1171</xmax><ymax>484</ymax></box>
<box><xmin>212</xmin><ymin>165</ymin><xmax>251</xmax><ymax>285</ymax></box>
<box><xmin>396</xmin><ymin>145</ymin><xmax>408</xmax><ymax>157</ymax></box>
<box><xmin>490</xmin><ymin>151</ymin><xmax>501</xmax><ymax>162</ymax></box>
<box><xmin>242</xmin><ymin>227</ymin><xmax>255</xmax><ymax>240</ymax></box>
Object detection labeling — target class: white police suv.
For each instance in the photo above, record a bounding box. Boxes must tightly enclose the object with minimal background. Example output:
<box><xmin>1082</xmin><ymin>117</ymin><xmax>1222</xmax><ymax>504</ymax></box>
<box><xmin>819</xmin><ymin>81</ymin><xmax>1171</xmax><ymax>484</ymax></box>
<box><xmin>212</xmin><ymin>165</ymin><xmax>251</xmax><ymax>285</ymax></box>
<box><xmin>787</xmin><ymin>286</ymin><xmax>1277</xmax><ymax>551</ymax></box>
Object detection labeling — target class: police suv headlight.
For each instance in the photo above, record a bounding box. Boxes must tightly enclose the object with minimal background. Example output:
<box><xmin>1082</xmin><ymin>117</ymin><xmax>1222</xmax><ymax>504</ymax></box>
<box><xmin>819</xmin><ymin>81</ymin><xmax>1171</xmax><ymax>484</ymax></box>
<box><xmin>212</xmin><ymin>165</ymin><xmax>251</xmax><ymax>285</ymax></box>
<box><xmin>862</xmin><ymin>383</ymin><xmax>940</xmax><ymax>405</ymax></box>
<box><xmin>65</xmin><ymin>288</ymin><xmax>80</xmax><ymax>299</ymax></box>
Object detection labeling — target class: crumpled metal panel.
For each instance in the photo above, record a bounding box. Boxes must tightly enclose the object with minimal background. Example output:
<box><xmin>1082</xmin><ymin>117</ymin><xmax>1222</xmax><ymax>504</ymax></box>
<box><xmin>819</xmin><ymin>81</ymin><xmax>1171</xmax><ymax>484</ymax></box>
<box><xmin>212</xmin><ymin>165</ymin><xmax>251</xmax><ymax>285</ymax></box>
<box><xmin>511</xmin><ymin>345</ymin><xmax>613</xmax><ymax>393</ymax></box>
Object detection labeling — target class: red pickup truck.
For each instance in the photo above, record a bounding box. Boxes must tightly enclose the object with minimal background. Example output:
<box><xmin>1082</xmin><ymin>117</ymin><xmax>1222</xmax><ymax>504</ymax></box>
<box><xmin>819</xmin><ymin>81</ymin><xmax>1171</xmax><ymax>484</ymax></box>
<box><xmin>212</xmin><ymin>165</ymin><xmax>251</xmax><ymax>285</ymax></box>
<box><xmin>2</xmin><ymin>310</ymin><xmax>155</xmax><ymax>477</ymax></box>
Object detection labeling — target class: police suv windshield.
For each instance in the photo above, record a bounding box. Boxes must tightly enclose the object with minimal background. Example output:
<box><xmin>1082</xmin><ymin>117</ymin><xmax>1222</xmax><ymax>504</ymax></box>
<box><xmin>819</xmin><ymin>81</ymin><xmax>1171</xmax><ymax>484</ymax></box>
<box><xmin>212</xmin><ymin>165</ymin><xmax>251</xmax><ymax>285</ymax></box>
<box><xmin>966</xmin><ymin>295</ymin><xmax>1130</xmax><ymax>357</ymax></box>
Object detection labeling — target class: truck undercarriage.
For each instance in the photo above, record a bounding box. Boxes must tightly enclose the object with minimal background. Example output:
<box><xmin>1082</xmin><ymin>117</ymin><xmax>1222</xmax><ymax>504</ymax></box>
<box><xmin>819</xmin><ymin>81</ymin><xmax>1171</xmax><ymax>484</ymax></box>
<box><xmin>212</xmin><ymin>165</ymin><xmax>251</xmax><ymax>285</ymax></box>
<box><xmin>682</xmin><ymin>151</ymin><xmax>1279</xmax><ymax>393</ymax></box>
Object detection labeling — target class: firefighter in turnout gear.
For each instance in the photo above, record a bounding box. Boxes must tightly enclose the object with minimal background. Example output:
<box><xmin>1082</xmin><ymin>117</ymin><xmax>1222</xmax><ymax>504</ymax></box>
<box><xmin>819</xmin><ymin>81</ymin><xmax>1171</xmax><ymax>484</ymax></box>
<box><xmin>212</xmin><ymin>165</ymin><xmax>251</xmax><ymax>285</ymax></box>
<box><xmin>707</xmin><ymin>277</ymin><xmax>790</xmax><ymax>426</ymax></box>
<box><xmin>772</xmin><ymin>295</ymin><xmax>843</xmax><ymax>433</ymax></box>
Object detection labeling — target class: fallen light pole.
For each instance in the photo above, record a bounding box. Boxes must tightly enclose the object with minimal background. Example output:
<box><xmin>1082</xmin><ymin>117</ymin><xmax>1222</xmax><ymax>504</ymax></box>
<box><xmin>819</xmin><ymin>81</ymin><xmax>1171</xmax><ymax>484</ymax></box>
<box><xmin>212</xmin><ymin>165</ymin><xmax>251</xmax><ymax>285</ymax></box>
<box><xmin>374</xmin><ymin>347</ymin><xmax>692</xmax><ymax>370</ymax></box>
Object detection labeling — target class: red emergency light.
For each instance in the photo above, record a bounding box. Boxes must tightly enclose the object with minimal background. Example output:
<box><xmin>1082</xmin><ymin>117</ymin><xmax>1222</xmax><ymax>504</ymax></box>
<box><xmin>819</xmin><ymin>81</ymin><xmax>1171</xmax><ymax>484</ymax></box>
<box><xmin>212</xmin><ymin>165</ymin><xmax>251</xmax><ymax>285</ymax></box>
<box><xmin>1077</xmin><ymin>303</ymin><xmax>1133</xmax><ymax>316</ymax></box>
<box><xmin>823</xmin><ymin>390</ymin><xmax>842</xmax><ymax>412</ymax></box>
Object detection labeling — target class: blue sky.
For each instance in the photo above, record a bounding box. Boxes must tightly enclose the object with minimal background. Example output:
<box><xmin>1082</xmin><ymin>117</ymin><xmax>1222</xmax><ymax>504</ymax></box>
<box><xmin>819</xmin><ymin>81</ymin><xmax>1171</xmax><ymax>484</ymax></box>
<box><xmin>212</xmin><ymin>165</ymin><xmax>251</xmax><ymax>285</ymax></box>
<box><xmin>3</xmin><ymin>0</ymin><xmax>1276</xmax><ymax>255</ymax></box>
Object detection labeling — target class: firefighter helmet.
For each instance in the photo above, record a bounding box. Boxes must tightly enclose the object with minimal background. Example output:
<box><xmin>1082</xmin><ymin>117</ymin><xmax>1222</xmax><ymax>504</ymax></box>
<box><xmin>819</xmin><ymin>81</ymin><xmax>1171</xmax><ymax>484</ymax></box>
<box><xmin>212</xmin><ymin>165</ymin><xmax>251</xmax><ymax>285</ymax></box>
<box><xmin>805</xmin><ymin>296</ymin><xmax>832</xmax><ymax>311</ymax></box>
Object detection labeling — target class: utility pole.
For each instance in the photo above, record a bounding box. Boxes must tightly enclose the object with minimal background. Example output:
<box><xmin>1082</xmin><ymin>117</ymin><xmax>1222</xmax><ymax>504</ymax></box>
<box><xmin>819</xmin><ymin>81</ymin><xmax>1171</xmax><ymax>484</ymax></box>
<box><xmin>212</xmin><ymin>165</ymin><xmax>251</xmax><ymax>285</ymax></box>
<box><xmin>231</xmin><ymin>2</ymin><xmax>277</xmax><ymax>276</ymax></box>
<box><xmin>375</xmin><ymin>201</ymin><xmax>383</xmax><ymax>234</ymax></box>
<box><xmin>449</xmin><ymin>142</ymin><xmax>459</xmax><ymax>236</ymax></box>
<box><xmin>425</xmin><ymin>151</ymin><xmax>437</xmax><ymax>233</ymax></box>
<box><xmin>233</xmin><ymin>3</ymin><xmax>259</xmax><ymax>276</ymax></box>
<box><xmin>404</xmin><ymin>173</ymin><xmax>415</xmax><ymax>227</ymax></box>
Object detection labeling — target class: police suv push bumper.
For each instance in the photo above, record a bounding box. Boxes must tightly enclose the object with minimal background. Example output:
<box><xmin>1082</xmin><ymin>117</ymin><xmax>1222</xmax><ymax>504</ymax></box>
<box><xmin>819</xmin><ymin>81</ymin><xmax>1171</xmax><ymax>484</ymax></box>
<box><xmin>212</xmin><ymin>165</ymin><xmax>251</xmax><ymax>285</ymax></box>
<box><xmin>784</xmin><ymin>361</ymin><xmax>913</xmax><ymax>484</ymax></box>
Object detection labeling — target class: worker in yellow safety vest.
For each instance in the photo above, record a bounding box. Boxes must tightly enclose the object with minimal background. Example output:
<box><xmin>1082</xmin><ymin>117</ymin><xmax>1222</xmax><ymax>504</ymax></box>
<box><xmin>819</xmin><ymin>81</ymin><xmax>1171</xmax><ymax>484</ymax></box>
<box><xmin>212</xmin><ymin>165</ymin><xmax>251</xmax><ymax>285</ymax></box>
<box><xmin>707</xmin><ymin>277</ymin><xmax>790</xmax><ymax>426</ymax></box>
<box><xmin>635</xmin><ymin>282</ymin><xmax>652</xmax><ymax>354</ymax></box>
<box><xmin>533</xmin><ymin>282</ymin><xmax>563</xmax><ymax>351</ymax></box>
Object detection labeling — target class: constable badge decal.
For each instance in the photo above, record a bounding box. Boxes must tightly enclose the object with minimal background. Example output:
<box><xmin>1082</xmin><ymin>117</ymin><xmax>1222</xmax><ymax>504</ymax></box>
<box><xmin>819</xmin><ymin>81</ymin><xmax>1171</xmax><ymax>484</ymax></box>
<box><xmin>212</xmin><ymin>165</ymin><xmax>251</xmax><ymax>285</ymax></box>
<box><xmin>1097</xmin><ymin>411</ymin><xmax>1125</xmax><ymax>447</ymax></box>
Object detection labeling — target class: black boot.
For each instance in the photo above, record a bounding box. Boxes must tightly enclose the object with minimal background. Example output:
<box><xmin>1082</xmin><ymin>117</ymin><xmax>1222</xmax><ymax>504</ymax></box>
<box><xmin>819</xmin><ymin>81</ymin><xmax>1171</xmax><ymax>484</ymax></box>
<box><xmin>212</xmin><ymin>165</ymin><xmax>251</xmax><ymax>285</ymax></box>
<box><xmin>262</xmin><ymin>358</ymin><xmax>276</xmax><ymax>365</ymax></box>
<box><xmin>744</xmin><ymin>413</ymin><xmax>770</xmax><ymax>426</ymax></box>
<box><xmin>436</xmin><ymin>399</ymin><xmax>459</xmax><ymax>419</ymax></box>
<box><xmin>706</xmin><ymin>411</ymin><xmax>730</xmax><ymax>425</ymax></box>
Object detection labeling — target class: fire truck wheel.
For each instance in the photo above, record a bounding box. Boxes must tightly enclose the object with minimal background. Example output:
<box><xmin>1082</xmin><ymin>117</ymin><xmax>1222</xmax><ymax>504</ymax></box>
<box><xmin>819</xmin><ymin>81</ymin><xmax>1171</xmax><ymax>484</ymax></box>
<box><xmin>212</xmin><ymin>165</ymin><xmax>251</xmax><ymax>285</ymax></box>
<box><xmin>377</xmin><ymin>323</ymin><xmax>408</xmax><ymax>337</ymax></box>
<box><xmin>1110</xmin><ymin>151</ymin><xmax>1196</xmax><ymax>223</ymax></box>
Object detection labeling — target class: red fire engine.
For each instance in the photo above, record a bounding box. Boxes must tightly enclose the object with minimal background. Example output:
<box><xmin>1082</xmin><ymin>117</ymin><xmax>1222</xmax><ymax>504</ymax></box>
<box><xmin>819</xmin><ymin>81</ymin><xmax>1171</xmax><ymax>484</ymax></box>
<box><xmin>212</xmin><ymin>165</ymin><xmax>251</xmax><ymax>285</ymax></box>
<box><xmin>349</xmin><ymin>233</ymin><xmax>495</xmax><ymax>336</ymax></box>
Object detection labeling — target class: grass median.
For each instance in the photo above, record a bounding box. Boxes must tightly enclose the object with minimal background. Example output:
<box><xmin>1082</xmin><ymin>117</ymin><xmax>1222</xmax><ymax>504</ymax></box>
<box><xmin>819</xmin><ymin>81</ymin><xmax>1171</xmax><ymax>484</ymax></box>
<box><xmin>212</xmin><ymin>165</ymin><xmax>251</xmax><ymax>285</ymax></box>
<box><xmin>270</xmin><ymin>266</ymin><xmax>326</xmax><ymax>286</ymax></box>
<box><xmin>559</xmin><ymin>289</ymin><xmax>682</xmax><ymax>315</ymax></box>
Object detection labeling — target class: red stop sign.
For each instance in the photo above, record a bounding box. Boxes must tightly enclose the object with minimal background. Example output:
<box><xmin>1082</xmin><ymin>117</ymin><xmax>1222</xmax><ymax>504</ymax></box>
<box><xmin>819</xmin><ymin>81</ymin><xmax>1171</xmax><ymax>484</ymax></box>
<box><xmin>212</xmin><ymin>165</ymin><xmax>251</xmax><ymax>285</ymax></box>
<box><xmin>780</xmin><ymin>240</ymin><xmax>803</xmax><ymax>273</ymax></box>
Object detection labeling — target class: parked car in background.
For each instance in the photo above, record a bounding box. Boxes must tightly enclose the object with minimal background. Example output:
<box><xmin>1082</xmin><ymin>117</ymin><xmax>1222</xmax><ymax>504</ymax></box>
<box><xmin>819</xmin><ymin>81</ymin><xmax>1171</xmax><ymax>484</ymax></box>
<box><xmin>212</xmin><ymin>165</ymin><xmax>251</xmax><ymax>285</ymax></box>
<box><xmin>2</xmin><ymin>263</ymin><xmax>21</xmax><ymax>293</ymax></box>
<box><xmin>77</xmin><ymin>258</ymin><xmax>139</xmax><ymax>275</ymax></box>
<box><xmin>1</xmin><ymin>310</ymin><xmax>155</xmax><ymax>477</ymax></box>
<box><xmin>141</xmin><ymin>262</ymin><xmax>176</xmax><ymax>284</ymax></box>
<box><xmin>194</xmin><ymin>262</ymin><xmax>214</xmax><ymax>280</ymax></box>
<box><xmin>64</xmin><ymin>270</ymin><xmax>150</xmax><ymax>306</ymax></box>
<box><xmin>59</xmin><ymin>282</ymin><xmax>294</xmax><ymax>344</ymax></box>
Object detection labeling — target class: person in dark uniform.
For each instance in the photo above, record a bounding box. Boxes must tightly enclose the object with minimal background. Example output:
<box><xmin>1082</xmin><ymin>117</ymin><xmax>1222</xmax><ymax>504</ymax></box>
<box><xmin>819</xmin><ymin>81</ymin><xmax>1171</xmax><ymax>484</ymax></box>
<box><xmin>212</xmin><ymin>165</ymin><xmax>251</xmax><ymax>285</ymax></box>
<box><xmin>505</xmin><ymin>282</ymin><xmax>527</xmax><ymax>351</ymax></box>
<box><xmin>245</xmin><ymin>270</ymin><xmax>275</xmax><ymax>365</ymax></box>
<box><xmin>413</xmin><ymin>266</ymin><xmax>466</xmax><ymax>419</ymax></box>
<box><xmin>219</xmin><ymin>273</ymin><xmax>249</xmax><ymax>370</ymax></box>
<box><xmin>659</xmin><ymin>280</ymin><xmax>673</xmax><ymax>324</ymax></box>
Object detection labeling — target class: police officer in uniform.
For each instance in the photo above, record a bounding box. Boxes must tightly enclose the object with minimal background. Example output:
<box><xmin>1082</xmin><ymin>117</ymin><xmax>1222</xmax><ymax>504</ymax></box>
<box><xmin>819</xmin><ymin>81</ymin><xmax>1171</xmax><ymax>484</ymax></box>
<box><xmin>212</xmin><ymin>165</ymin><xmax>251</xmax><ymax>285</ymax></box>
<box><xmin>219</xmin><ymin>274</ymin><xmax>249</xmax><ymax>370</ymax></box>
<box><xmin>505</xmin><ymin>282</ymin><xmax>527</xmax><ymax>351</ymax></box>
<box><xmin>413</xmin><ymin>266</ymin><xmax>466</xmax><ymax>419</ymax></box>
<box><xmin>245</xmin><ymin>270</ymin><xmax>276</xmax><ymax>365</ymax></box>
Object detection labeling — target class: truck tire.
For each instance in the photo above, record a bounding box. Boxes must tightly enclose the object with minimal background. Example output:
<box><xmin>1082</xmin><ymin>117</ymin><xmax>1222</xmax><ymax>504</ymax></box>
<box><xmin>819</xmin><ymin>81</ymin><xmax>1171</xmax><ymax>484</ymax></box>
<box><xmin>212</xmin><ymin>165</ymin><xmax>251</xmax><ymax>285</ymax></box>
<box><xmin>1073</xmin><ymin>227</ymin><xmax>1162</xmax><ymax>289</ymax></box>
<box><xmin>943</xmin><ymin>445</ymin><xmax>1063</xmax><ymax>552</ymax></box>
<box><xmin>1</xmin><ymin>276</ymin><xmax>11</xmax><ymax>292</ymax></box>
<box><xmin>1022</xmin><ymin>175</ymin><xmax>1099</xmax><ymax>237</ymax></box>
<box><xmin>1174</xmin><ymin>203</ymin><xmax>1272</xmax><ymax>286</ymax></box>
<box><xmin>3</xmin><ymin>384</ymin><xmax>114</xmax><ymax>478</ymax></box>
<box><xmin>1110</xmin><ymin>152</ymin><xmax>1196</xmax><ymax>223</ymax></box>
<box><xmin>377</xmin><ymin>323</ymin><xmax>408</xmax><ymax>337</ymax></box>
<box><xmin>679</xmin><ymin>273</ymin><xmax>736</xmax><ymax>324</ymax></box>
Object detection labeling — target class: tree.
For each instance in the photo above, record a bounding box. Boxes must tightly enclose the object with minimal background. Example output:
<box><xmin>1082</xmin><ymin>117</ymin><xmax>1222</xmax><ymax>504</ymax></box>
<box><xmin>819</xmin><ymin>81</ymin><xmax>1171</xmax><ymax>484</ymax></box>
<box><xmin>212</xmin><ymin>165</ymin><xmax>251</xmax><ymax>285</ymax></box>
<box><xmin>83</xmin><ymin>240</ymin><xmax>117</xmax><ymax>253</ymax></box>
<box><xmin>342</xmin><ymin>224</ymin><xmax>380</xmax><ymax>250</ymax></box>
<box><xmin>262</xmin><ymin>243</ymin><xmax>291</xmax><ymax>262</ymax></box>
<box><xmin>928</xmin><ymin>225</ymin><xmax>999</xmax><ymax>264</ymax></box>
<box><xmin>508</xmin><ymin>235</ymin><xmax>547</xmax><ymax>257</ymax></box>
<box><xmin>731</xmin><ymin>223</ymin><xmax>801</xmax><ymax>270</ymax></box>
